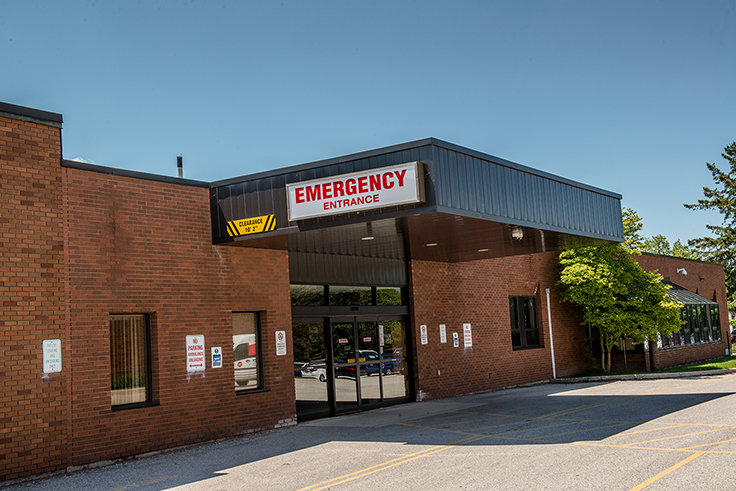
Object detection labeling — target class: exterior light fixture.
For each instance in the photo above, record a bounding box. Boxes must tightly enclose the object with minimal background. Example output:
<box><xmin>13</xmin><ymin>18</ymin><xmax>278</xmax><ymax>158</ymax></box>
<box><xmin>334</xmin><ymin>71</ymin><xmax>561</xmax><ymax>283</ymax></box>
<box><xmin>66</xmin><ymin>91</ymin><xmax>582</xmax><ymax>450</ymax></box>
<box><xmin>362</xmin><ymin>222</ymin><xmax>374</xmax><ymax>241</ymax></box>
<box><xmin>478</xmin><ymin>248</ymin><xmax>489</xmax><ymax>253</ymax></box>
<box><xmin>426</xmin><ymin>243</ymin><xmax>438</xmax><ymax>247</ymax></box>
<box><xmin>511</xmin><ymin>227</ymin><xmax>524</xmax><ymax>241</ymax></box>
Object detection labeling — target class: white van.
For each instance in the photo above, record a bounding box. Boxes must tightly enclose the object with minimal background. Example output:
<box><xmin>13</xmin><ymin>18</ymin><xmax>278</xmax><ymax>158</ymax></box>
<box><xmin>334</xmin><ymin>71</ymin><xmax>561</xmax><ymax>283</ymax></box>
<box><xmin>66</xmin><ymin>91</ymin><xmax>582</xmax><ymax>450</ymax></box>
<box><xmin>233</xmin><ymin>334</ymin><xmax>257</xmax><ymax>386</ymax></box>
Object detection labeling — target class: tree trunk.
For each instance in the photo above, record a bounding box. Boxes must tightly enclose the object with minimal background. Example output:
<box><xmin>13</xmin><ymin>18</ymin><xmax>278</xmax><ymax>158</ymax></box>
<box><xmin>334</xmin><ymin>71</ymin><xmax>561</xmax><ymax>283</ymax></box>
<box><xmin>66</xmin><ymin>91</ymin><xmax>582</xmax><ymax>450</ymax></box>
<box><xmin>604</xmin><ymin>343</ymin><xmax>613</xmax><ymax>373</ymax></box>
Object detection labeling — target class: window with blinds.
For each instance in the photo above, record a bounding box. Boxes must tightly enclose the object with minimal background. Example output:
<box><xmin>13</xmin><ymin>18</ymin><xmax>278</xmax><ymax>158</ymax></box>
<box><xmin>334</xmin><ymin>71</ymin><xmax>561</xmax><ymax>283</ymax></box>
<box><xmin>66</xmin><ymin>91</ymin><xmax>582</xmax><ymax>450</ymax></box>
<box><xmin>110</xmin><ymin>314</ymin><xmax>151</xmax><ymax>406</ymax></box>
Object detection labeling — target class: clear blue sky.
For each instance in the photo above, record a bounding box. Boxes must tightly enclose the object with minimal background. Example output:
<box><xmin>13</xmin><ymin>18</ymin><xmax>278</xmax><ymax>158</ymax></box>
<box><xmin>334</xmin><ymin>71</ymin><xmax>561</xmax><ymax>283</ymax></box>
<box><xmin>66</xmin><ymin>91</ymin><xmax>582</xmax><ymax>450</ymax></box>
<box><xmin>2</xmin><ymin>0</ymin><xmax>735</xmax><ymax>245</ymax></box>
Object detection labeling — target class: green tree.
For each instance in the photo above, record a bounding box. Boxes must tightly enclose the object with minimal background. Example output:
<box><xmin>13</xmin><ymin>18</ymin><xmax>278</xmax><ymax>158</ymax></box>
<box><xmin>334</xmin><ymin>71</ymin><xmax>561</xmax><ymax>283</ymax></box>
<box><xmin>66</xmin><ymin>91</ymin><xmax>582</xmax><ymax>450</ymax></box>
<box><xmin>558</xmin><ymin>244</ymin><xmax>682</xmax><ymax>372</ymax></box>
<box><xmin>622</xmin><ymin>207</ymin><xmax>645</xmax><ymax>253</ymax></box>
<box><xmin>685</xmin><ymin>141</ymin><xmax>736</xmax><ymax>310</ymax></box>
<box><xmin>624</xmin><ymin>206</ymin><xmax>700</xmax><ymax>259</ymax></box>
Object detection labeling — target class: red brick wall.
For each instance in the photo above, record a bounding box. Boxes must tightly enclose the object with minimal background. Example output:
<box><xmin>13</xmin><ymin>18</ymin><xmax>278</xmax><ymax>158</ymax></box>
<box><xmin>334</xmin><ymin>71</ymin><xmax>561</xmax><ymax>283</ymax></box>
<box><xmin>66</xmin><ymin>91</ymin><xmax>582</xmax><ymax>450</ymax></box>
<box><xmin>63</xmin><ymin>167</ymin><xmax>295</xmax><ymax>467</ymax></box>
<box><xmin>0</xmin><ymin>114</ymin><xmax>66</xmax><ymax>480</ymax></box>
<box><xmin>635</xmin><ymin>254</ymin><xmax>730</xmax><ymax>368</ymax></box>
<box><xmin>408</xmin><ymin>251</ymin><xmax>590</xmax><ymax>400</ymax></box>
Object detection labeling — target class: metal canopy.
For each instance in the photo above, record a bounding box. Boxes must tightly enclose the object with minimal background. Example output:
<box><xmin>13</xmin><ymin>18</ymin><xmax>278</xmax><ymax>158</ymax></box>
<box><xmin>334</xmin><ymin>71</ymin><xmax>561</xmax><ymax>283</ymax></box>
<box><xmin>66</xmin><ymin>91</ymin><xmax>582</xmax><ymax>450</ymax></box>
<box><xmin>663</xmin><ymin>280</ymin><xmax>718</xmax><ymax>305</ymax></box>
<box><xmin>210</xmin><ymin>138</ymin><xmax>624</xmax><ymax>285</ymax></box>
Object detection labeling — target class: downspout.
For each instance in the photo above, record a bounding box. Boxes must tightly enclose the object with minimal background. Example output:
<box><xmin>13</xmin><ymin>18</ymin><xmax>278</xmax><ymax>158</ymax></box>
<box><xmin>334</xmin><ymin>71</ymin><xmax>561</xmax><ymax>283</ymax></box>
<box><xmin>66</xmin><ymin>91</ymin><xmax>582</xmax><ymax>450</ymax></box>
<box><xmin>546</xmin><ymin>288</ymin><xmax>556</xmax><ymax>379</ymax></box>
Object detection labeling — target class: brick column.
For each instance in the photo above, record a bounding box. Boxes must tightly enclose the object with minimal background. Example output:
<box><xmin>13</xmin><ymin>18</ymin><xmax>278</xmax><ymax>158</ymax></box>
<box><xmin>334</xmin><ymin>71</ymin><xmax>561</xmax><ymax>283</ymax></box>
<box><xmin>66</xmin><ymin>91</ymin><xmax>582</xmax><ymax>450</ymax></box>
<box><xmin>0</xmin><ymin>104</ymin><xmax>66</xmax><ymax>481</ymax></box>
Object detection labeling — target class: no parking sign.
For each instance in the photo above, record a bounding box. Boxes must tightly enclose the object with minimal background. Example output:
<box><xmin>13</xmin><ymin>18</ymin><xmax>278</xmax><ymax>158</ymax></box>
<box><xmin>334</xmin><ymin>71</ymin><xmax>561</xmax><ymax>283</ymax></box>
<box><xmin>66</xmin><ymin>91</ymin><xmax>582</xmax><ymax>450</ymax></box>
<box><xmin>276</xmin><ymin>331</ymin><xmax>286</xmax><ymax>356</ymax></box>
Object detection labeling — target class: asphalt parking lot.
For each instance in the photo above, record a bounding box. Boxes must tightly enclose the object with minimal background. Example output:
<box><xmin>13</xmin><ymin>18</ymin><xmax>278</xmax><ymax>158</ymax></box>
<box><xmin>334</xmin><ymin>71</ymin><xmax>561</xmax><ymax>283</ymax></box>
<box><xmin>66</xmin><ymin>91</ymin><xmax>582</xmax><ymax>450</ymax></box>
<box><xmin>7</xmin><ymin>372</ymin><xmax>736</xmax><ymax>491</ymax></box>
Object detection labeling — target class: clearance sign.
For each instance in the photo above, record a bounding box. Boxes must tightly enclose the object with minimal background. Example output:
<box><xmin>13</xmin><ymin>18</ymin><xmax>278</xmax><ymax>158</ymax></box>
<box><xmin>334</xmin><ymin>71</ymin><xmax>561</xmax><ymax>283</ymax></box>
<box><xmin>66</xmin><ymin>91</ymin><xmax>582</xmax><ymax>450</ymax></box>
<box><xmin>287</xmin><ymin>162</ymin><xmax>424</xmax><ymax>221</ymax></box>
<box><xmin>227</xmin><ymin>214</ymin><xmax>276</xmax><ymax>237</ymax></box>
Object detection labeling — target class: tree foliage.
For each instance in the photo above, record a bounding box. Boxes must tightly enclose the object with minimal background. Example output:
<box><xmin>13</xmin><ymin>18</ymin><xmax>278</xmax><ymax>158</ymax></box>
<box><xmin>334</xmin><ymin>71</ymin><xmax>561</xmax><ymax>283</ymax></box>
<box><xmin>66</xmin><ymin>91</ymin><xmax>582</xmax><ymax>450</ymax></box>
<box><xmin>685</xmin><ymin>142</ymin><xmax>736</xmax><ymax>310</ymax></box>
<box><xmin>559</xmin><ymin>226</ymin><xmax>683</xmax><ymax>372</ymax></box>
<box><xmin>622</xmin><ymin>207</ymin><xmax>700</xmax><ymax>259</ymax></box>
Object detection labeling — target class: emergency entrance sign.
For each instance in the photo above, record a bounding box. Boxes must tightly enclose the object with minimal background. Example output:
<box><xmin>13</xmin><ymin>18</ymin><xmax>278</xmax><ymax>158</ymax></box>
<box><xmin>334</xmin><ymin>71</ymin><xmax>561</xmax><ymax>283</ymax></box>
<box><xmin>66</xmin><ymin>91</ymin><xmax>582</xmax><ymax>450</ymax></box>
<box><xmin>186</xmin><ymin>335</ymin><xmax>205</xmax><ymax>372</ymax></box>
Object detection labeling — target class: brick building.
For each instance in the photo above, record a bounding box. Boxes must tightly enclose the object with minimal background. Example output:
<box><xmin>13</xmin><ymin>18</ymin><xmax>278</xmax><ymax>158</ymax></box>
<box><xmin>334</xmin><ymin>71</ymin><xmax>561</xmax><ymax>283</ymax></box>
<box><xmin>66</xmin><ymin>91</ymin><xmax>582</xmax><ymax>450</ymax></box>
<box><xmin>1</xmin><ymin>101</ymin><xmax>730</xmax><ymax>481</ymax></box>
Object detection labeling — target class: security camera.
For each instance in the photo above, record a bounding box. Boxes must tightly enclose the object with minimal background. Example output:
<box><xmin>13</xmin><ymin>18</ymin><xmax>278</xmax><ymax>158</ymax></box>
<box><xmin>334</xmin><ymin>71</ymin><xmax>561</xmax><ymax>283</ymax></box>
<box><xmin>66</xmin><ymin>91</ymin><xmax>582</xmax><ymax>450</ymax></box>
<box><xmin>676</xmin><ymin>268</ymin><xmax>687</xmax><ymax>276</ymax></box>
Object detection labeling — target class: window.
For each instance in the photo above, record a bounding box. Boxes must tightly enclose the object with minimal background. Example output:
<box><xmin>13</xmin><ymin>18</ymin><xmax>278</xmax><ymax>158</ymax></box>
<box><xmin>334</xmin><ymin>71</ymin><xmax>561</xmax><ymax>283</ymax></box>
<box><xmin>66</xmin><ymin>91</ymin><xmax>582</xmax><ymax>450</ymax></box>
<box><xmin>661</xmin><ymin>303</ymin><xmax>721</xmax><ymax>349</ymax></box>
<box><xmin>290</xmin><ymin>284</ymin><xmax>408</xmax><ymax>307</ymax></box>
<box><xmin>510</xmin><ymin>296</ymin><xmax>540</xmax><ymax>349</ymax></box>
<box><xmin>233</xmin><ymin>312</ymin><xmax>262</xmax><ymax>391</ymax></box>
<box><xmin>110</xmin><ymin>314</ymin><xmax>152</xmax><ymax>407</ymax></box>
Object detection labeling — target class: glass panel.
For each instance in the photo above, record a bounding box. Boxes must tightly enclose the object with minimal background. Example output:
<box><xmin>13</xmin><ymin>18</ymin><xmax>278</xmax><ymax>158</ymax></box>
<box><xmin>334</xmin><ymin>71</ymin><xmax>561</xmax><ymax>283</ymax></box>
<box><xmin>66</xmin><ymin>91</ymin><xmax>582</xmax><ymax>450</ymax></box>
<box><xmin>233</xmin><ymin>313</ymin><xmax>259</xmax><ymax>391</ymax></box>
<box><xmin>330</xmin><ymin>286</ymin><xmax>372</xmax><ymax>306</ymax></box>
<box><xmin>334</xmin><ymin>365</ymin><xmax>358</xmax><ymax>410</ymax></box>
<box><xmin>293</xmin><ymin>322</ymin><xmax>329</xmax><ymax>420</ymax></box>
<box><xmin>110</xmin><ymin>314</ymin><xmax>149</xmax><ymax>406</ymax></box>
<box><xmin>379</xmin><ymin>319</ymin><xmax>409</xmax><ymax>401</ymax></box>
<box><xmin>522</xmin><ymin>297</ymin><xmax>539</xmax><ymax>348</ymax></box>
<box><xmin>332</xmin><ymin>321</ymin><xmax>358</xmax><ymax>411</ymax></box>
<box><xmin>711</xmin><ymin>305</ymin><xmax>721</xmax><ymax>340</ymax></box>
<box><xmin>376</xmin><ymin>287</ymin><xmax>404</xmax><ymax>306</ymax></box>
<box><xmin>361</xmin><ymin>363</ymin><xmax>382</xmax><ymax>405</ymax></box>
<box><xmin>291</xmin><ymin>285</ymin><xmax>325</xmax><ymax>306</ymax></box>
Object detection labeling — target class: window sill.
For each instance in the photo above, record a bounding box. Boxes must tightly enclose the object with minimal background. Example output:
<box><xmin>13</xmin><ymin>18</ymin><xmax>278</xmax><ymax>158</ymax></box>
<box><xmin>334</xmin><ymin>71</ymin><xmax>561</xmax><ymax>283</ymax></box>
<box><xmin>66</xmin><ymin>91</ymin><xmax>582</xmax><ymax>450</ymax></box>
<box><xmin>235</xmin><ymin>387</ymin><xmax>271</xmax><ymax>396</ymax></box>
<box><xmin>512</xmin><ymin>345</ymin><xmax>543</xmax><ymax>351</ymax></box>
<box><xmin>658</xmin><ymin>340</ymin><xmax>724</xmax><ymax>351</ymax></box>
<box><xmin>112</xmin><ymin>401</ymin><xmax>160</xmax><ymax>411</ymax></box>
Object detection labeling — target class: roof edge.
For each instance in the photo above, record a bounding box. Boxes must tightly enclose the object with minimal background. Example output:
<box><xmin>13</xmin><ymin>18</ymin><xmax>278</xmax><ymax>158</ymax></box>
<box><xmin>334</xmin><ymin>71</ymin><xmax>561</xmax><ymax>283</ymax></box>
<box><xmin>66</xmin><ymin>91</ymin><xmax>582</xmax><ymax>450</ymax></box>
<box><xmin>210</xmin><ymin>137</ymin><xmax>622</xmax><ymax>199</ymax></box>
<box><xmin>62</xmin><ymin>159</ymin><xmax>210</xmax><ymax>188</ymax></box>
<box><xmin>0</xmin><ymin>101</ymin><xmax>63</xmax><ymax>127</ymax></box>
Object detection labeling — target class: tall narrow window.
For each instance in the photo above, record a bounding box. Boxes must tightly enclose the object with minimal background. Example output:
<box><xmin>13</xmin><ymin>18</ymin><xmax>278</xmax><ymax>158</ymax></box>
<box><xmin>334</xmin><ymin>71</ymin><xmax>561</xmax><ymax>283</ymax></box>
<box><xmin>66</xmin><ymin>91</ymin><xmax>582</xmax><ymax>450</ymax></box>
<box><xmin>510</xmin><ymin>296</ymin><xmax>540</xmax><ymax>349</ymax></box>
<box><xmin>233</xmin><ymin>312</ymin><xmax>262</xmax><ymax>391</ymax></box>
<box><xmin>110</xmin><ymin>314</ymin><xmax>151</xmax><ymax>406</ymax></box>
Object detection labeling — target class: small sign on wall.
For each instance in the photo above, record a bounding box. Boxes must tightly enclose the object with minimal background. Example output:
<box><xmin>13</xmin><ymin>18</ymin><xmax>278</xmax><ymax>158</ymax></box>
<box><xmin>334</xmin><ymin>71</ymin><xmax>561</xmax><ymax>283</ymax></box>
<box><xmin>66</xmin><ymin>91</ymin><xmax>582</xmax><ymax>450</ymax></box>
<box><xmin>420</xmin><ymin>325</ymin><xmax>428</xmax><ymax>345</ymax></box>
<box><xmin>439</xmin><ymin>324</ymin><xmax>447</xmax><ymax>343</ymax></box>
<box><xmin>43</xmin><ymin>339</ymin><xmax>62</xmax><ymax>373</ymax></box>
<box><xmin>453</xmin><ymin>332</ymin><xmax>459</xmax><ymax>347</ymax></box>
<box><xmin>276</xmin><ymin>331</ymin><xmax>287</xmax><ymax>356</ymax></box>
<box><xmin>463</xmin><ymin>324</ymin><xmax>473</xmax><ymax>347</ymax></box>
<box><xmin>186</xmin><ymin>335</ymin><xmax>205</xmax><ymax>372</ymax></box>
<box><xmin>211</xmin><ymin>347</ymin><xmax>222</xmax><ymax>368</ymax></box>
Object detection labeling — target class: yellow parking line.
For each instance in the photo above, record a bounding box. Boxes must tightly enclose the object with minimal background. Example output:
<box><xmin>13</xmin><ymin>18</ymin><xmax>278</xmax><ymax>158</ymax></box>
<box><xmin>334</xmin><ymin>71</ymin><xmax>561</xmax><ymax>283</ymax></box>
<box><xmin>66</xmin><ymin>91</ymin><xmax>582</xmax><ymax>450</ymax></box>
<box><xmin>623</xmin><ymin>425</ymin><xmax>736</xmax><ymax>447</ymax></box>
<box><xmin>678</xmin><ymin>436</ymin><xmax>736</xmax><ymax>451</ymax></box>
<box><xmin>607</xmin><ymin>424</ymin><xmax>687</xmax><ymax>438</ymax></box>
<box><xmin>628</xmin><ymin>452</ymin><xmax>704</xmax><ymax>491</ymax></box>
<box><xmin>296</xmin><ymin>434</ymin><xmax>486</xmax><ymax>491</ymax></box>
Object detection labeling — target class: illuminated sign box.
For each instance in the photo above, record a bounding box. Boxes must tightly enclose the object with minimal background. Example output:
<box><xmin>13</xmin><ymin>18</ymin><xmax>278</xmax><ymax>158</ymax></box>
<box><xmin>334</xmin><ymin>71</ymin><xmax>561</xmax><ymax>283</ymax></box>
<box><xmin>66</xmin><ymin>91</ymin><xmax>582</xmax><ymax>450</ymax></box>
<box><xmin>286</xmin><ymin>162</ymin><xmax>425</xmax><ymax>221</ymax></box>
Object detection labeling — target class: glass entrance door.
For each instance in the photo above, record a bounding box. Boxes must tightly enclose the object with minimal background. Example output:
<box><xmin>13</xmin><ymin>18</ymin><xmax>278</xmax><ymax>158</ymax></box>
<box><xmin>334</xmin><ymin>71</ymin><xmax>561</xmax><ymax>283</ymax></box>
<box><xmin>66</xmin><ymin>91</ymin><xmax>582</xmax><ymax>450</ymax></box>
<box><xmin>294</xmin><ymin>315</ymin><xmax>411</xmax><ymax>421</ymax></box>
<box><xmin>293</xmin><ymin>321</ymin><xmax>330</xmax><ymax>420</ymax></box>
<box><xmin>331</xmin><ymin>320</ymin><xmax>359</xmax><ymax>414</ymax></box>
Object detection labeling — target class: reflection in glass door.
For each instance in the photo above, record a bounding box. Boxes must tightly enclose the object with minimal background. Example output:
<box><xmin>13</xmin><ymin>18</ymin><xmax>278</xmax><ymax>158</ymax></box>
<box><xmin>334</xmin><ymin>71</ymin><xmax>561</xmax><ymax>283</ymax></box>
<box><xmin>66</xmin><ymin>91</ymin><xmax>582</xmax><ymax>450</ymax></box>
<box><xmin>358</xmin><ymin>321</ymin><xmax>381</xmax><ymax>406</ymax></box>
<box><xmin>293</xmin><ymin>322</ymin><xmax>329</xmax><ymax>420</ymax></box>
<box><xmin>332</xmin><ymin>321</ymin><xmax>358</xmax><ymax>413</ymax></box>
<box><xmin>378</xmin><ymin>319</ymin><xmax>409</xmax><ymax>402</ymax></box>
<box><xmin>293</xmin><ymin>316</ymin><xmax>411</xmax><ymax>421</ymax></box>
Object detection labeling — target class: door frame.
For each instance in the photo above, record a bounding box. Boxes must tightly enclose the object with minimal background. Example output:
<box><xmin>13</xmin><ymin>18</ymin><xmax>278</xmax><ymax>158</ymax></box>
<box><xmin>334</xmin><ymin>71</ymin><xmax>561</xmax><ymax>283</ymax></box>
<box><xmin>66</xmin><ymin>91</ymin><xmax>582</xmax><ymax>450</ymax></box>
<box><xmin>293</xmin><ymin>313</ymin><xmax>412</xmax><ymax>420</ymax></box>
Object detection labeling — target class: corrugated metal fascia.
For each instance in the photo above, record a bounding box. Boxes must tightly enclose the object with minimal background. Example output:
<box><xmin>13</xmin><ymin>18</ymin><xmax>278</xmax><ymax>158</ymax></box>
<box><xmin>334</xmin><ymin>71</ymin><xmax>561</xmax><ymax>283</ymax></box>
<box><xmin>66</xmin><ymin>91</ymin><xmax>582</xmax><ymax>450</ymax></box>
<box><xmin>433</xmin><ymin>144</ymin><xmax>624</xmax><ymax>240</ymax></box>
<box><xmin>433</xmin><ymin>205</ymin><xmax>623</xmax><ymax>242</ymax></box>
<box><xmin>429</xmin><ymin>138</ymin><xmax>622</xmax><ymax>200</ymax></box>
<box><xmin>289</xmin><ymin>252</ymin><xmax>407</xmax><ymax>286</ymax></box>
<box><xmin>210</xmin><ymin>138</ymin><xmax>437</xmax><ymax>187</ymax></box>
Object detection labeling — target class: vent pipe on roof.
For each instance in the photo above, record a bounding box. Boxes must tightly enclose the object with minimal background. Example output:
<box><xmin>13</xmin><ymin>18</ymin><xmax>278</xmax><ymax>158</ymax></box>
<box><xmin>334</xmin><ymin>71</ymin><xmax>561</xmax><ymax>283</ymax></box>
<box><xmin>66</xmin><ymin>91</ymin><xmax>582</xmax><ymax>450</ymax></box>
<box><xmin>177</xmin><ymin>155</ymin><xmax>183</xmax><ymax>178</ymax></box>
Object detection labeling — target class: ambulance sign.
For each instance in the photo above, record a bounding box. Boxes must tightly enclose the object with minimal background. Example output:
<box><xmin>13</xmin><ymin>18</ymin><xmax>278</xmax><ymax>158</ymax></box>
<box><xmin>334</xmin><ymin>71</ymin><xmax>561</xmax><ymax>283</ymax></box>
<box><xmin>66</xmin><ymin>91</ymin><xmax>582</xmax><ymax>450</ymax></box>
<box><xmin>186</xmin><ymin>335</ymin><xmax>205</xmax><ymax>372</ymax></box>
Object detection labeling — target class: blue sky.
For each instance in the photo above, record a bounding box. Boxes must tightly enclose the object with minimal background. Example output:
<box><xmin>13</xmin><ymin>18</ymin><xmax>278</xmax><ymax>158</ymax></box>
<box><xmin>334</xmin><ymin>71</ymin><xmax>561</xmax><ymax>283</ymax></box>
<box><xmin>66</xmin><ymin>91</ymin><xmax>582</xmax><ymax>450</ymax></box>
<box><xmin>2</xmin><ymin>0</ymin><xmax>735</xmax><ymax>244</ymax></box>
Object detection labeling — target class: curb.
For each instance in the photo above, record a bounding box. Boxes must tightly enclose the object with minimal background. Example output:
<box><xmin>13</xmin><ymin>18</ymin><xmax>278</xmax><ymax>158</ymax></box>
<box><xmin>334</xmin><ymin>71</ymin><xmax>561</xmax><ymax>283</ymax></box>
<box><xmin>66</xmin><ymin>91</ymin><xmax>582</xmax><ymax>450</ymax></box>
<box><xmin>550</xmin><ymin>367</ymin><xmax>736</xmax><ymax>383</ymax></box>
